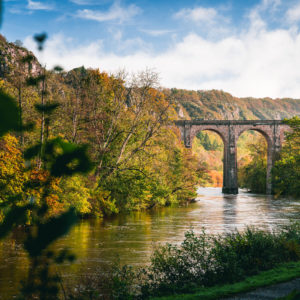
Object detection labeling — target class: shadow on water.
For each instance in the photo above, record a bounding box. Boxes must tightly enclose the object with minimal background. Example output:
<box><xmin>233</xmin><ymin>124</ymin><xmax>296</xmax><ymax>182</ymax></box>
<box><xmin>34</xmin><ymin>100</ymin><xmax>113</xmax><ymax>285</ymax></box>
<box><xmin>1</xmin><ymin>187</ymin><xmax>300</xmax><ymax>298</ymax></box>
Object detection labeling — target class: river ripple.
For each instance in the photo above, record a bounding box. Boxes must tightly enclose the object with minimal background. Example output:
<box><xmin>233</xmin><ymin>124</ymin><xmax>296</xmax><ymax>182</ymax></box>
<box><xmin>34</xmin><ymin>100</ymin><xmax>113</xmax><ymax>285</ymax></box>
<box><xmin>0</xmin><ymin>187</ymin><xmax>300</xmax><ymax>298</ymax></box>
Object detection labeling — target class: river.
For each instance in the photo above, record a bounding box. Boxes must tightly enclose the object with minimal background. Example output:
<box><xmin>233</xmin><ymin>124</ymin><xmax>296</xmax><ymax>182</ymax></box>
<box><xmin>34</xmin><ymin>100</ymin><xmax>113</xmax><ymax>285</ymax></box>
<box><xmin>1</xmin><ymin>187</ymin><xmax>300</xmax><ymax>298</ymax></box>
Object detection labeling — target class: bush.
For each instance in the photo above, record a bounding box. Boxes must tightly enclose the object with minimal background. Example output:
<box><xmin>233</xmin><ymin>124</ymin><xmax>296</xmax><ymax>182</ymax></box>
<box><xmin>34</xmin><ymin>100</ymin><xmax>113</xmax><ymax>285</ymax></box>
<box><xmin>66</xmin><ymin>262</ymin><xmax>137</xmax><ymax>300</ymax></box>
<box><xmin>272</xmin><ymin>117</ymin><xmax>300</xmax><ymax>197</ymax></box>
<box><xmin>64</xmin><ymin>223</ymin><xmax>300</xmax><ymax>299</ymax></box>
<box><xmin>57</xmin><ymin>175</ymin><xmax>91</xmax><ymax>215</ymax></box>
<box><xmin>141</xmin><ymin>225</ymin><xmax>300</xmax><ymax>297</ymax></box>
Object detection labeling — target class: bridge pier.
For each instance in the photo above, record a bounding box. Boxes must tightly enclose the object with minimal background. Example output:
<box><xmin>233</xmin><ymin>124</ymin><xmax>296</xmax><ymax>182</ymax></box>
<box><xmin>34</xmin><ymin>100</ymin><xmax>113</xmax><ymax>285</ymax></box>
<box><xmin>176</xmin><ymin>120</ymin><xmax>288</xmax><ymax>195</ymax></box>
<box><xmin>222</xmin><ymin>124</ymin><xmax>238</xmax><ymax>194</ymax></box>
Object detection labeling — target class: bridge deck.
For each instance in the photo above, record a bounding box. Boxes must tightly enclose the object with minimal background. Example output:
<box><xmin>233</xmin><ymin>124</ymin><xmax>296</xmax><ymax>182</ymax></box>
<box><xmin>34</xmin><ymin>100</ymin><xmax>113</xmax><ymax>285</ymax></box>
<box><xmin>175</xmin><ymin>120</ymin><xmax>284</xmax><ymax>126</ymax></box>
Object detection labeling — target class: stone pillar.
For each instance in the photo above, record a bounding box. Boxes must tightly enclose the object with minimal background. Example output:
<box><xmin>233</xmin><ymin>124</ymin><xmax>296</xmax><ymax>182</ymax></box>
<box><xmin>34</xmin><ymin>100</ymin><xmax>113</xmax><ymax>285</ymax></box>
<box><xmin>266</xmin><ymin>123</ymin><xmax>282</xmax><ymax>194</ymax></box>
<box><xmin>222</xmin><ymin>143</ymin><xmax>227</xmax><ymax>191</ymax></box>
<box><xmin>266</xmin><ymin>143</ymin><xmax>273</xmax><ymax>195</ymax></box>
<box><xmin>184</xmin><ymin>122</ymin><xmax>191</xmax><ymax>148</ymax></box>
<box><xmin>222</xmin><ymin>124</ymin><xmax>238</xmax><ymax>194</ymax></box>
<box><xmin>273</xmin><ymin>123</ymin><xmax>282</xmax><ymax>157</ymax></box>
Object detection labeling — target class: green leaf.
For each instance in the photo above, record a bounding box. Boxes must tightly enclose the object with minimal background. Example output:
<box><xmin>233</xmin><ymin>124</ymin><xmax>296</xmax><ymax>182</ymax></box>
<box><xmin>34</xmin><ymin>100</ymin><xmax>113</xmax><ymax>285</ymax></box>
<box><xmin>26</xmin><ymin>75</ymin><xmax>46</xmax><ymax>86</ymax></box>
<box><xmin>0</xmin><ymin>91</ymin><xmax>21</xmax><ymax>137</ymax></box>
<box><xmin>22</xmin><ymin>122</ymin><xmax>35</xmax><ymax>132</ymax></box>
<box><xmin>41</xmin><ymin>138</ymin><xmax>93</xmax><ymax>177</ymax></box>
<box><xmin>34</xmin><ymin>32</ymin><xmax>47</xmax><ymax>51</ymax></box>
<box><xmin>53</xmin><ymin>65</ymin><xmax>64</xmax><ymax>73</ymax></box>
<box><xmin>24</xmin><ymin>208</ymin><xmax>78</xmax><ymax>257</ymax></box>
<box><xmin>34</xmin><ymin>32</ymin><xmax>47</xmax><ymax>44</ymax></box>
<box><xmin>24</xmin><ymin>143</ymin><xmax>41</xmax><ymax>160</ymax></box>
<box><xmin>0</xmin><ymin>205</ymin><xmax>32</xmax><ymax>239</ymax></box>
<box><xmin>34</xmin><ymin>103</ymin><xmax>60</xmax><ymax>114</ymax></box>
<box><xmin>54</xmin><ymin>248</ymin><xmax>76</xmax><ymax>264</ymax></box>
<box><xmin>50</xmin><ymin>145</ymin><xmax>93</xmax><ymax>177</ymax></box>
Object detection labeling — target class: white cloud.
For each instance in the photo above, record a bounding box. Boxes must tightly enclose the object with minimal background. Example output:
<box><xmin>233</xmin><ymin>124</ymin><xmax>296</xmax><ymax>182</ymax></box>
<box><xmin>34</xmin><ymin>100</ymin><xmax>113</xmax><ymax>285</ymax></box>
<box><xmin>286</xmin><ymin>2</ymin><xmax>300</xmax><ymax>23</ymax></box>
<box><xmin>21</xmin><ymin>0</ymin><xmax>300</xmax><ymax>99</ymax></box>
<box><xmin>70</xmin><ymin>0</ymin><xmax>110</xmax><ymax>4</ymax></box>
<box><xmin>76</xmin><ymin>1</ymin><xmax>141</xmax><ymax>23</ymax></box>
<box><xmin>23</xmin><ymin>22</ymin><xmax>300</xmax><ymax>99</ymax></box>
<box><xmin>260</xmin><ymin>0</ymin><xmax>281</xmax><ymax>10</ymax></box>
<box><xmin>27</xmin><ymin>0</ymin><xmax>54</xmax><ymax>10</ymax></box>
<box><xmin>70</xmin><ymin>0</ymin><xmax>93</xmax><ymax>4</ymax></box>
<box><xmin>140</xmin><ymin>29</ymin><xmax>174</xmax><ymax>37</ymax></box>
<box><xmin>112</xmin><ymin>29</ymin><xmax>122</xmax><ymax>41</ymax></box>
<box><xmin>174</xmin><ymin>7</ymin><xmax>218</xmax><ymax>24</ymax></box>
<box><xmin>247</xmin><ymin>0</ymin><xmax>282</xmax><ymax>31</ymax></box>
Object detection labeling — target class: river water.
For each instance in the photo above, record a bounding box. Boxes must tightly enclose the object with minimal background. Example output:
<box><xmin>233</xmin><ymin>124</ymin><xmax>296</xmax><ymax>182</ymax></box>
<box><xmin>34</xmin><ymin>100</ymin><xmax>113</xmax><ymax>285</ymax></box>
<box><xmin>1</xmin><ymin>187</ymin><xmax>300</xmax><ymax>298</ymax></box>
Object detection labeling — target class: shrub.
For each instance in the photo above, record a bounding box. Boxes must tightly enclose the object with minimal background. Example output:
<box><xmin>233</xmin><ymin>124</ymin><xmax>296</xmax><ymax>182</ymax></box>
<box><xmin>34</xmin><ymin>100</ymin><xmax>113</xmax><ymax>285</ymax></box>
<box><xmin>64</xmin><ymin>224</ymin><xmax>300</xmax><ymax>299</ymax></box>
<box><xmin>141</xmin><ymin>225</ymin><xmax>300</xmax><ymax>297</ymax></box>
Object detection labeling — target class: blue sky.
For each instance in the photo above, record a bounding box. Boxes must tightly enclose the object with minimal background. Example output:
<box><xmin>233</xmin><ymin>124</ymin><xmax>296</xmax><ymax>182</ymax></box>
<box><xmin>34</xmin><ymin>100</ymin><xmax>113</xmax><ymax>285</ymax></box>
<box><xmin>2</xmin><ymin>0</ymin><xmax>300</xmax><ymax>98</ymax></box>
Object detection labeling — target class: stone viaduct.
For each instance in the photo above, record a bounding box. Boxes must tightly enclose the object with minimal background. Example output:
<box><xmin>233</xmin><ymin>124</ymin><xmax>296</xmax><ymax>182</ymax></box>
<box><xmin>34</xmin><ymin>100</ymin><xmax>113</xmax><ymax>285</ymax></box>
<box><xmin>175</xmin><ymin>120</ymin><xmax>290</xmax><ymax>195</ymax></box>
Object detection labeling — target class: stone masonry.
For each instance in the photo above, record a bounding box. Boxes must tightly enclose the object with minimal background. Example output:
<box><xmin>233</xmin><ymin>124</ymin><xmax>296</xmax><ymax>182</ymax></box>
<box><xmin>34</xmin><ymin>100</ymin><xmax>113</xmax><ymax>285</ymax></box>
<box><xmin>175</xmin><ymin>120</ymin><xmax>290</xmax><ymax>194</ymax></box>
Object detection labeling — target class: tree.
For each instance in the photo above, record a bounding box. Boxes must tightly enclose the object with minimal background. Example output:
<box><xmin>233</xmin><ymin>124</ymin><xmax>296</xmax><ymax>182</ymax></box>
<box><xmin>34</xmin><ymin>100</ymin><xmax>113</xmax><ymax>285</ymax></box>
<box><xmin>0</xmin><ymin>134</ymin><xmax>27</xmax><ymax>206</ymax></box>
<box><xmin>0</xmin><ymin>20</ymin><xmax>93</xmax><ymax>299</ymax></box>
<box><xmin>273</xmin><ymin>117</ymin><xmax>300</xmax><ymax>196</ymax></box>
<box><xmin>238</xmin><ymin>136</ymin><xmax>267</xmax><ymax>193</ymax></box>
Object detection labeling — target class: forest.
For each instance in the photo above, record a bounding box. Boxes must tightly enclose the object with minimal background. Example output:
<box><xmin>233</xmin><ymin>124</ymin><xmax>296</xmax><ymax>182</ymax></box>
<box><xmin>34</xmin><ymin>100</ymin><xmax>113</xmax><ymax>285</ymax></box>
<box><xmin>1</xmin><ymin>26</ymin><xmax>300</xmax><ymax>299</ymax></box>
<box><xmin>0</xmin><ymin>33</ymin><xmax>209</xmax><ymax>219</ymax></box>
<box><xmin>1</xmin><ymin>32</ymin><xmax>300</xmax><ymax>218</ymax></box>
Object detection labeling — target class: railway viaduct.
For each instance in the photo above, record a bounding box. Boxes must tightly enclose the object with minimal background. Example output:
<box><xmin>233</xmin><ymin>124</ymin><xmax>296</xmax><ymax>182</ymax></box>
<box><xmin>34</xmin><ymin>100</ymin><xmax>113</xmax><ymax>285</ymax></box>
<box><xmin>175</xmin><ymin>120</ymin><xmax>290</xmax><ymax>194</ymax></box>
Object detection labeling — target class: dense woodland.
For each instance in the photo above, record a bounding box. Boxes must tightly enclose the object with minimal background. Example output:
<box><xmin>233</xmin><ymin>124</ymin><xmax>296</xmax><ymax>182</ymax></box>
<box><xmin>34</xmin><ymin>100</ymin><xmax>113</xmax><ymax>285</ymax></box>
<box><xmin>241</xmin><ymin>117</ymin><xmax>300</xmax><ymax>197</ymax></box>
<box><xmin>171</xmin><ymin>88</ymin><xmax>300</xmax><ymax>120</ymax></box>
<box><xmin>1</xmin><ymin>33</ymin><xmax>300</xmax><ymax>220</ymax></box>
<box><xmin>0</xmin><ymin>34</ymin><xmax>208</xmax><ymax>218</ymax></box>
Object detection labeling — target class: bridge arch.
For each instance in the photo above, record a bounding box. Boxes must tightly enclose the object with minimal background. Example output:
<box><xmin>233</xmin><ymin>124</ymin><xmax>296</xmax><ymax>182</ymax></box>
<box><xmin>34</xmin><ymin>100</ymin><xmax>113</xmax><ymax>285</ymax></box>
<box><xmin>191</xmin><ymin>127</ymin><xmax>226</xmax><ymax>189</ymax></box>
<box><xmin>176</xmin><ymin>120</ymin><xmax>290</xmax><ymax>194</ymax></box>
<box><xmin>237</xmin><ymin>129</ymin><xmax>271</xmax><ymax>193</ymax></box>
<box><xmin>237</xmin><ymin>127</ymin><xmax>272</xmax><ymax>146</ymax></box>
<box><xmin>191</xmin><ymin>126</ymin><xmax>227</xmax><ymax>144</ymax></box>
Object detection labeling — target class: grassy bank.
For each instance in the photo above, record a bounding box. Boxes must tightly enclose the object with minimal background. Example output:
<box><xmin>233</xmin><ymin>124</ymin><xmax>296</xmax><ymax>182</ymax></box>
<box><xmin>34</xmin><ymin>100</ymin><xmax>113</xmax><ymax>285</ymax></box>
<box><xmin>151</xmin><ymin>261</ymin><xmax>300</xmax><ymax>300</ymax></box>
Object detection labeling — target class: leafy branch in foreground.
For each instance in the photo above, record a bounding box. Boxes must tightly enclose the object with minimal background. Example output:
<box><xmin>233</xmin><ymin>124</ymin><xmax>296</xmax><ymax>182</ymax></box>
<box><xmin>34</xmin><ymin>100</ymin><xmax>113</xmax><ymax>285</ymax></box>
<box><xmin>0</xmin><ymin>24</ymin><xmax>92</xmax><ymax>299</ymax></box>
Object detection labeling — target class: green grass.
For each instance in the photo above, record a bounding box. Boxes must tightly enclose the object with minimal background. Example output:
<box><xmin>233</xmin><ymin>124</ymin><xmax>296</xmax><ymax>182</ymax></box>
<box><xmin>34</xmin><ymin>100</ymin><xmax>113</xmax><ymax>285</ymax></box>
<box><xmin>151</xmin><ymin>261</ymin><xmax>300</xmax><ymax>300</ymax></box>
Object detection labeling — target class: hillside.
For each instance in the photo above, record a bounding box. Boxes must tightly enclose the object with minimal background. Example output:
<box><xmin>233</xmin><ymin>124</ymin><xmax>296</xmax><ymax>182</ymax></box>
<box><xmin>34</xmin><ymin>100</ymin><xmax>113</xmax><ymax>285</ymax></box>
<box><xmin>0</xmin><ymin>34</ymin><xmax>41</xmax><ymax>78</ymax></box>
<box><xmin>165</xmin><ymin>88</ymin><xmax>300</xmax><ymax>120</ymax></box>
<box><xmin>1</xmin><ymin>33</ymin><xmax>298</xmax><ymax>193</ymax></box>
<box><xmin>1</xmin><ymin>33</ymin><xmax>300</xmax><ymax>121</ymax></box>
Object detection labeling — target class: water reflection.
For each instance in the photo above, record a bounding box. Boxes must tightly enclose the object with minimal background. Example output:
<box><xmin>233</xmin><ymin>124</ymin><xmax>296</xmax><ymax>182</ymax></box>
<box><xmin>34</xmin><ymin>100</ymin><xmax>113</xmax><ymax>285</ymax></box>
<box><xmin>223</xmin><ymin>194</ymin><xmax>237</xmax><ymax>230</ymax></box>
<box><xmin>0</xmin><ymin>188</ymin><xmax>300</xmax><ymax>298</ymax></box>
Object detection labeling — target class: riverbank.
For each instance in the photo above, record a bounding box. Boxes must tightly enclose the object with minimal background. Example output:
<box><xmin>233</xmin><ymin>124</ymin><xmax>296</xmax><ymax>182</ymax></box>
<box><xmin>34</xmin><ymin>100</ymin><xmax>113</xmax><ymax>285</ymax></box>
<box><xmin>1</xmin><ymin>188</ymin><xmax>300</xmax><ymax>298</ymax></box>
<box><xmin>55</xmin><ymin>222</ymin><xmax>300</xmax><ymax>299</ymax></box>
<box><xmin>151</xmin><ymin>262</ymin><xmax>300</xmax><ymax>300</ymax></box>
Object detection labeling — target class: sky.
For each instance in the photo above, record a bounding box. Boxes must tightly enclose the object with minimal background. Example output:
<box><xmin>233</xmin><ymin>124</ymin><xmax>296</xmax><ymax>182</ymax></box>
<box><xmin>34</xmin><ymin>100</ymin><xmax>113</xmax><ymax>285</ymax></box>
<box><xmin>2</xmin><ymin>0</ymin><xmax>300</xmax><ymax>98</ymax></box>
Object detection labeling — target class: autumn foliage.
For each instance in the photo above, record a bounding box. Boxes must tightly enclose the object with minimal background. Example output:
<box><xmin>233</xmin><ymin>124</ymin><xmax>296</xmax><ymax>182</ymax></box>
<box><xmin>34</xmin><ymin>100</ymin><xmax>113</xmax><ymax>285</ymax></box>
<box><xmin>0</xmin><ymin>65</ymin><xmax>206</xmax><ymax>217</ymax></box>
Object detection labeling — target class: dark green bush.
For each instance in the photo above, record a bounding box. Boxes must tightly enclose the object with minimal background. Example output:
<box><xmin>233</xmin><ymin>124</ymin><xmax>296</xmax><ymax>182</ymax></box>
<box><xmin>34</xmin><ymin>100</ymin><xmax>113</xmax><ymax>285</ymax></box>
<box><xmin>64</xmin><ymin>223</ymin><xmax>300</xmax><ymax>299</ymax></box>
<box><xmin>141</xmin><ymin>224</ymin><xmax>300</xmax><ymax>297</ymax></box>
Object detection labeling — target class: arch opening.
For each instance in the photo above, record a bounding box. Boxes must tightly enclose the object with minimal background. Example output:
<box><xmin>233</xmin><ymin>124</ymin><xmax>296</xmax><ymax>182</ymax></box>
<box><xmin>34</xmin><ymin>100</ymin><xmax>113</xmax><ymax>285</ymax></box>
<box><xmin>237</xmin><ymin>130</ymin><xmax>270</xmax><ymax>194</ymax></box>
<box><xmin>192</xmin><ymin>129</ymin><xmax>224</xmax><ymax>188</ymax></box>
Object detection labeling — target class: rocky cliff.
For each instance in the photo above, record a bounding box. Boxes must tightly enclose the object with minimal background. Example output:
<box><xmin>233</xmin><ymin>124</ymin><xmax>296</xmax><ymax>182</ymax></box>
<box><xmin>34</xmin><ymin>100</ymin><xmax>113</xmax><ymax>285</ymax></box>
<box><xmin>165</xmin><ymin>88</ymin><xmax>300</xmax><ymax>120</ymax></box>
<box><xmin>0</xmin><ymin>34</ymin><xmax>41</xmax><ymax>78</ymax></box>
